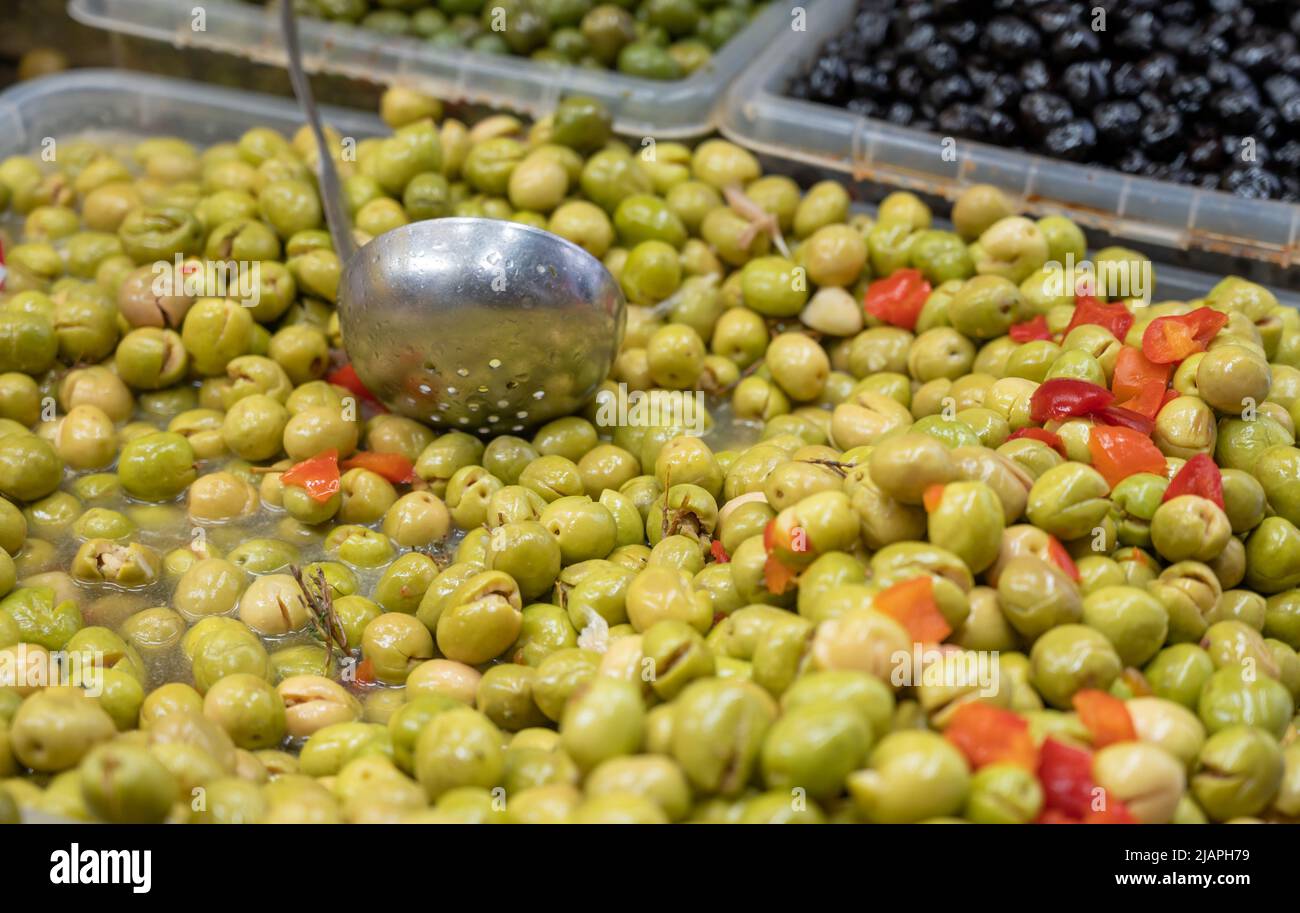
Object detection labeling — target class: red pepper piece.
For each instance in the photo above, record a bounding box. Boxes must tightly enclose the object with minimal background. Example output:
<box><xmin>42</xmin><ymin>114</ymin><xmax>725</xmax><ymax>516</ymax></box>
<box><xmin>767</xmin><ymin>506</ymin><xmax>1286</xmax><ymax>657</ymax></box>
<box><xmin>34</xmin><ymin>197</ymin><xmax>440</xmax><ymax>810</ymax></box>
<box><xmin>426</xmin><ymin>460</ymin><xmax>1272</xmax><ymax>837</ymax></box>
<box><xmin>1006</xmin><ymin>427</ymin><xmax>1068</xmax><ymax>459</ymax></box>
<box><xmin>1009</xmin><ymin>314</ymin><xmax>1052</xmax><ymax>342</ymax></box>
<box><xmin>1112</xmin><ymin>346</ymin><xmax>1171</xmax><ymax>401</ymax></box>
<box><xmin>1163</xmin><ymin>453</ymin><xmax>1225</xmax><ymax>510</ymax></box>
<box><xmin>762</xmin><ymin>553</ymin><xmax>798</xmax><ymax>595</ymax></box>
<box><xmin>922</xmin><ymin>484</ymin><xmax>946</xmax><ymax>512</ymax></box>
<box><xmin>873</xmin><ymin>575</ymin><xmax>951</xmax><ymax>644</ymax></box>
<box><xmin>341</xmin><ymin>451</ymin><xmax>416</xmax><ymax>484</ymax></box>
<box><xmin>944</xmin><ymin>702</ymin><xmax>1038</xmax><ymax>771</ymax></box>
<box><xmin>280</xmin><ymin>449</ymin><xmax>341</xmax><ymax>503</ymax></box>
<box><xmin>1073</xmin><ymin>689</ymin><xmax>1137</xmax><ymax>748</ymax></box>
<box><xmin>1066</xmin><ymin>295</ymin><xmax>1134</xmax><ymax>342</ymax></box>
<box><xmin>1038</xmin><ymin>737</ymin><xmax>1096</xmax><ymax>819</ymax></box>
<box><xmin>1087</xmin><ymin>425</ymin><xmax>1165</xmax><ymax>488</ymax></box>
<box><xmin>710</xmin><ymin>540</ymin><xmax>730</xmax><ymax>564</ymax></box>
<box><xmin>1141</xmin><ymin>307</ymin><xmax>1229</xmax><ymax>364</ymax></box>
<box><xmin>1029</xmin><ymin>378</ymin><xmax>1114</xmax><ymax>423</ymax></box>
<box><xmin>327</xmin><ymin>363</ymin><xmax>387</xmax><ymax>409</ymax></box>
<box><xmin>355</xmin><ymin>657</ymin><xmax>375</xmax><ymax>684</ymax></box>
<box><xmin>1114</xmin><ymin>378</ymin><xmax>1167</xmax><ymax>421</ymax></box>
<box><xmin>1046</xmin><ymin>535</ymin><xmax>1081</xmax><ymax>582</ymax></box>
<box><xmin>863</xmin><ymin>268</ymin><xmax>932</xmax><ymax>332</ymax></box>
<box><xmin>1091</xmin><ymin>404</ymin><xmax>1155</xmax><ymax>436</ymax></box>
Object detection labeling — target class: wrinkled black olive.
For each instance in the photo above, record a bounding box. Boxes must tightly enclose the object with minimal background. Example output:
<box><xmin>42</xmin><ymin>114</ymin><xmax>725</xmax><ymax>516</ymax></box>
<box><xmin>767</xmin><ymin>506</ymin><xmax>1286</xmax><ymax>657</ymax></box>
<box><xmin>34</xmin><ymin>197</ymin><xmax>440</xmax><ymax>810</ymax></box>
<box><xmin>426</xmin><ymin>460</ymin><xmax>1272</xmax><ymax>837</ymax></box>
<box><xmin>1092</xmin><ymin>100</ymin><xmax>1143</xmax><ymax>145</ymax></box>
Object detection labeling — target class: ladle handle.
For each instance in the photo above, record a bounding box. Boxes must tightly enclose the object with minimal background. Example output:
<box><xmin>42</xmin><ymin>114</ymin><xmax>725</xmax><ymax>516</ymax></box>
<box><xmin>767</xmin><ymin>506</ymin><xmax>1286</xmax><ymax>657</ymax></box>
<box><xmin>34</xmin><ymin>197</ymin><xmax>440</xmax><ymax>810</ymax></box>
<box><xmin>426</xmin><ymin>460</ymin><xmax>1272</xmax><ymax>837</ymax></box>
<box><xmin>279</xmin><ymin>0</ymin><xmax>359</xmax><ymax>264</ymax></box>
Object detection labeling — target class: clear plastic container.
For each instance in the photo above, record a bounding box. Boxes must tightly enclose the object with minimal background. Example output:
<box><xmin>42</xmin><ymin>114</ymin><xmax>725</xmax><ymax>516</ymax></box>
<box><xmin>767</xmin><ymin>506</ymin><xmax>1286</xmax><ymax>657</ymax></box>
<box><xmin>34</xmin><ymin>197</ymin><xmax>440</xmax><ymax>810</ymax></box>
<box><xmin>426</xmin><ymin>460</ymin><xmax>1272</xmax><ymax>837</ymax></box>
<box><xmin>1</xmin><ymin>67</ymin><xmax>1290</xmax><ymax>309</ymax></box>
<box><xmin>722</xmin><ymin>0</ymin><xmax>1300</xmax><ymax>269</ymax></box>
<box><xmin>68</xmin><ymin>0</ymin><xmax>798</xmax><ymax>139</ymax></box>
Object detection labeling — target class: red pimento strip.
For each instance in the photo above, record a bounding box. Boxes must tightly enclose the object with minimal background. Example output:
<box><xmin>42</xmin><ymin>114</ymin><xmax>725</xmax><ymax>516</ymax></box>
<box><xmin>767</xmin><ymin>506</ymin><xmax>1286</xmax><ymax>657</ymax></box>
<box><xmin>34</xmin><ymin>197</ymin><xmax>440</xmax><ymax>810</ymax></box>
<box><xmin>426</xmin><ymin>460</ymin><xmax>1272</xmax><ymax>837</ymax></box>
<box><xmin>762</xmin><ymin>554</ymin><xmax>798</xmax><ymax>595</ymax></box>
<box><xmin>873</xmin><ymin>575</ymin><xmax>951</xmax><ymax>644</ymax></box>
<box><xmin>1029</xmin><ymin>378</ymin><xmax>1115</xmax><ymax>424</ymax></box>
<box><xmin>1038</xmin><ymin>737</ymin><xmax>1096</xmax><ymax>819</ymax></box>
<box><xmin>710</xmin><ymin>540</ymin><xmax>730</xmax><ymax>564</ymax></box>
<box><xmin>1163</xmin><ymin>453</ymin><xmax>1225</xmax><ymax>510</ymax></box>
<box><xmin>280</xmin><ymin>449</ymin><xmax>341</xmax><ymax>503</ymax></box>
<box><xmin>1114</xmin><ymin>378</ymin><xmax>1167</xmax><ymax>422</ymax></box>
<box><xmin>1007</xmin><ymin>427</ymin><xmax>1068</xmax><ymax>459</ymax></box>
<box><xmin>1112</xmin><ymin>346</ymin><xmax>1171</xmax><ymax>401</ymax></box>
<box><xmin>1141</xmin><ymin>307</ymin><xmax>1229</xmax><ymax>364</ymax></box>
<box><xmin>1009</xmin><ymin>315</ymin><xmax>1052</xmax><ymax>342</ymax></box>
<box><xmin>922</xmin><ymin>484</ymin><xmax>946</xmax><ymax>513</ymax></box>
<box><xmin>1066</xmin><ymin>295</ymin><xmax>1134</xmax><ymax>341</ymax></box>
<box><xmin>944</xmin><ymin>702</ymin><xmax>1038</xmax><ymax>771</ymax></box>
<box><xmin>1091</xmin><ymin>404</ymin><xmax>1155</xmax><ymax>436</ymax></box>
<box><xmin>863</xmin><ymin>268</ymin><xmax>932</xmax><ymax>332</ymax></box>
<box><xmin>341</xmin><ymin>451</ymin><xmax>416</xmax><ymax>484</ymax></box>
<box><xmin>1087</xmin><ymin>426</ymin><xmax>1165</xmax><ymax>488</ymax></box>
<box><xmin>355</xmin><ymin>657</ymin><xmax>376</xmax><ymax>684</ymax></box>
<box><xmin>1072</xmin><ymin>690</ymin><xmax>1137</xmax><ymax>748</ymax></box>
<box><xmin>1083</xmin><ymin>800</ymin><xmax>1137</xmax><ymax>824</ymax></box>
<box><xmin>327</xmin><ymin>363</ymin><xmax>387</xmax><ymax>409</ymax></box>
<box><xmin>1046</xmin><ymin>535</ymin><xmax>1081</xmax><ymax>582</ymax></box>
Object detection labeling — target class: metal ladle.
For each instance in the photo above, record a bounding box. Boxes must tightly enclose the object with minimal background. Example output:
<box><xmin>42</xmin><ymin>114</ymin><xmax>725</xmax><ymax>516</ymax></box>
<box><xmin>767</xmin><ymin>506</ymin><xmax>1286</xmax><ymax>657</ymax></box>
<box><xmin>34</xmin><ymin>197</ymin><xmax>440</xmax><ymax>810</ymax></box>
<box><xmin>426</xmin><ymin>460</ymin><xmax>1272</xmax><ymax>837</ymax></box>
<box><xmin>279</xmin><ymin>0</ymin><xmax>625</xmax><ymax>434</ymax></box>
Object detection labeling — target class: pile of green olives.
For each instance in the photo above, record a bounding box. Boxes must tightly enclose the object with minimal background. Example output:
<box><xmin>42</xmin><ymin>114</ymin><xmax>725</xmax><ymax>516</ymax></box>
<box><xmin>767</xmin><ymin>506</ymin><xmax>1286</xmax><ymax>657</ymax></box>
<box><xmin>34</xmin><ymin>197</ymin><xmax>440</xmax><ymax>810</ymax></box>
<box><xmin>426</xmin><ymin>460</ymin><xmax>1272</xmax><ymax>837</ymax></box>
<box><xmin>0</xmin><ymin>86</ymin><xmax>1298</xmax><ymax>825</ymax></box>
<box><xmin>301</xmin><ymin>0</ymin><xmax>767</xmax><ymax>79</ymax></box>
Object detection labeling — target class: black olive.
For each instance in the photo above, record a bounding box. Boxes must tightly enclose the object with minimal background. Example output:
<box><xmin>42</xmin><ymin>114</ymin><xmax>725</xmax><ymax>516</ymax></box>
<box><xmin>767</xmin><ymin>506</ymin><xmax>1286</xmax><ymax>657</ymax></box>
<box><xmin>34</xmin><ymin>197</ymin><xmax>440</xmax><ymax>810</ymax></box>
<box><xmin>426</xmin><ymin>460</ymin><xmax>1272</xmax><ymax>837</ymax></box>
<box><xmin>1163</xmin><ymin>1</ymin><xmax>1196</xmax><ymax>24</ymax></box>
<box><xmin>1206</xmin><ymin>61</ymin><xmax>1254</xmax><ymax>93</ymax></box>
<box><xmin>940</xmin><ymin>20</ymin><xmax>979</xmax><ymax>49</ymax></box>
<box><xmin>915</xmin><ymin>42</ymin><xmax>967</xmax><ymax>78</ymax></box>
<box><xmin>1053</xmin><ymin>27</ymin><xmax>1101</xmax><ymax>63</ymax></box>
<box><xmin>1274</xmin><ymin>140</ymin><xmax>1300</xmax><ymax>171</ymax></box>
<box><xmin>1186</xmin><ymin>33</ymin><xmax>1231</xmax><ymax>68</ymax></box>
<box><xmin>1018</xmin><ymin>91</ymin><xmax>1073</xmax><ymax>139</ymax></box>
<box><xmin>1060</xmin><ymin>61</ymin><xmax>1109</xmax><ymax>110</ymax></box>
<box><xmin>937</xmin><ymin>103</ymin><xmax>984</xmax><ymax>137</ymax></box>
<box><xmin>852</xmin><ymin>12</ymin><xmax>890</xmax><ymax>49</ymax></box>
<box><xmin>1160</xmin><ymin>23</ymin><xmax>1198</xmax><ymax>55</ymax></box>
<box><xmin>1264</xmin><ymin>75</ymin><xmax>1300</xmax><ymax>109</ymax></box>
<box><xmin>1019</xmin><ymin>59</ymin><xmax>1053</xmax><ymax>93</ymax></box>
<box><xmin>982</xmin><ymin>74</ymin><xmax>1022</xmax><ymax>110</ymax></box>
<box><xmin>894</xmin><ymin>65</ymin><xmax>927</xmax><ymax>100</ymax></box>
<box><xmin>1031</xmin><ymin>3</ymin><xmax>1077</xmax><ymax>36</ymax></box>
<box><xmin>927</xmin><ymin>73</ymin><xmax>975</xmax><ymax>109</ymax></box>
<box><xmin>1092</xmin><ymin>99</ymin><xmax>1144</xmax><ymax>144</ymax></box>
<box><xmin>884</xmin><ymin>101</ymin><xmax>916</xmax><ymax>125</ymax></box>
<box><xmin>1137</xmin><ymin>54</ymin><xmax>1179</xmax><ymax>93</ymax></box>
<box><xmin>1116</xmin><ymin>148</ymin><xmax>1151</xmax><ymax>174</ymax></box>
<box><xmin>850</xmin><ymin>64</ymin><xmax>891</xmax><ymax>96</ymax></box>
<box><xmin>1137</xmin><ymin>92</ymin><xmax>1167</xmax><ymax>114</ymax></box>
<box><xmin>1111</xmin><ymin>63</ymin><xmax>1146</xmax><ymax>98</ymax></box>
<box><xmin>1223</xmin><ymin>164</ymin><xmax>1282</xmax><ymax>199</ymax></box>
<box><xmin>1210</xmin><ymin>90</ymin><xmax>1262</xmax><ymax>132</ymax></box>
<box><xmin>899</xmin><ymin>22</ymin><xmax>937</xmax><ymax>55</ymax></box>
<box><xmin>1231</xmin><ymin>39</ymin><xmax>1274</xmax><ymax>77</ymax></box>
<box><xmin>1139</xmin><ymin>109</ymin><xmax>1184</xmax><ymax>159</ymax></box>
<box><xmin>1043</xmin><ymin>119</ymin><xmax>1098</xmax><ymax>160</ymax></box>
<box><xmin>983</xmin><ymin>16</ymin><xmax>1042</xmax><ymax>60</ymax></box>
<box><xmin>983</xmin><ymin>108</ymin><xmax>1019</xmax><ymax>143</ymax></box>
<box><xmin>1280</xmin><ymin>96</ymin><xmax>1300</xmax><ymax>129</ymax></box>
<box><xmin>1169</xmin><ymin>74</ymin><xmax>1213</xmax><ymax>116</ymax></box>
<box><xmin>967</xmin><ymin>65</ymin><xmax>998</xmax><ymax>92</ymax></box>
<box><xmin>1189</xmin><ymin>137</ymin><xmax>1225</xmax><ymax>170</ymax></box>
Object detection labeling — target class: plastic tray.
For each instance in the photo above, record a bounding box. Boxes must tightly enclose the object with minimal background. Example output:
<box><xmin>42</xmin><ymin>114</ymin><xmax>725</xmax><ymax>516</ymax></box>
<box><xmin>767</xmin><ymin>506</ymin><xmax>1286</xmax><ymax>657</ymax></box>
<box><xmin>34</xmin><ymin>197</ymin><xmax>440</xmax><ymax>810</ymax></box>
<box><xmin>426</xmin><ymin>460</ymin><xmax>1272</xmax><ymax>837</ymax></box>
<box><xmin>1</xmin><ymin>68</ymin><xmax>1291</xmax><ymax>312</ymax></box>
<box><xmin>722</xmin><ymin>0</ymin><xmax>1300</xmax><ymax>269</ymax></box>
<box><xmin>0</xmin><ymin>69</ymin><xmax>385</xmax><ymax>156</ymax></box>
<box><xmin>68</xmin><ymin>0</ymin><xmax>798</xmax><ymax>139</ymax></box>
